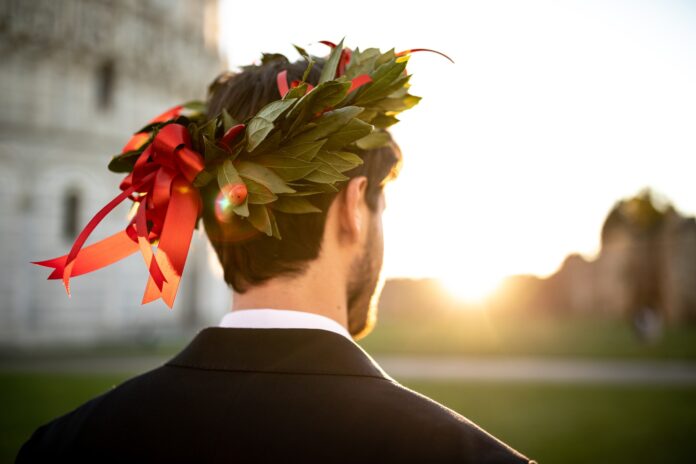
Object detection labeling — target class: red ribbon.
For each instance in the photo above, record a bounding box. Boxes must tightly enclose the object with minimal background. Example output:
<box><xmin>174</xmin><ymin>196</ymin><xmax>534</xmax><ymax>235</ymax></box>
<box><xmin>318</xmin><ymin>41</ymin><xmax>352</xmax><ymax>76</ymax></box>
<box><xmin>33</xmin><ymin>122</ymin><xmax>204</xmax><ymax>309</ymax></box>
<box><xmin>395</xmin><ymin>48</ymin><xmax>455</xmax><ymax>63</ymax></box>
<box><xmin>276</xmin><ymin>69</ymin><xmax>372</xmax><ymax>99</ymax></box>
<box><xmin>277</xmin><ymin>70</ymin><xmax>317</xmax><ymax>97</ymax></box>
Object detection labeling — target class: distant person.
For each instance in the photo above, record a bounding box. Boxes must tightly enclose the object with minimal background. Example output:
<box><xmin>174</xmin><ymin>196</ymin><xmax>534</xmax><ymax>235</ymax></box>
<box><xmin>631</xmin><ymin>305</ymin><xmax>664</xmax><ymax>343</ymax></box>
<box><xmin>19</xmin><ymin>43</ymin><xmax>534</xmax><ymax>463</ymax></box>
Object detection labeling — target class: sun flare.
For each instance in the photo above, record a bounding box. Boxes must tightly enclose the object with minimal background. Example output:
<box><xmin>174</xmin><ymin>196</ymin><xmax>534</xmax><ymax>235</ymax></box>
<box><xmin>437</xmin><ymin>273</ymin><xmax>503</xmax><ymax>305</ymax></box>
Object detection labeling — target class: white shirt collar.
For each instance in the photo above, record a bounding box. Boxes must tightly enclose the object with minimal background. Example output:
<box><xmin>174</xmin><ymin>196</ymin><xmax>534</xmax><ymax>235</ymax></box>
<box><xmin>218</xmin><ymin>308</ymin><xmax>353</xmax><ymax>341</ymax></box>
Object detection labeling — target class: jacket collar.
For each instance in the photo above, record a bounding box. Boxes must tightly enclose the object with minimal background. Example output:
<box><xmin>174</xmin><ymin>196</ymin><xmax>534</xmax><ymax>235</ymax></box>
<box><xmin>166</xmin><ymin>327</ymin><xmax>394</xmax><ymax>381</ymax></box>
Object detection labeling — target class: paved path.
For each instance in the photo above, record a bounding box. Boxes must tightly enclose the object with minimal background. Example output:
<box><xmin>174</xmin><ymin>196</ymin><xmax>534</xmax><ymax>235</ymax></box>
<box><xmin>2</xmin><ymin>355</ymin><xmax>696</xmax><ymax>385</ymax></box>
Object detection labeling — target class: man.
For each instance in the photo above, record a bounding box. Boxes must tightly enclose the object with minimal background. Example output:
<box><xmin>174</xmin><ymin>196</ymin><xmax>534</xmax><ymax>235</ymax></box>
<box><xmin>17</xmin><ymin>55</ymin><xmax>534</xmax><ymax>463</ymax></box>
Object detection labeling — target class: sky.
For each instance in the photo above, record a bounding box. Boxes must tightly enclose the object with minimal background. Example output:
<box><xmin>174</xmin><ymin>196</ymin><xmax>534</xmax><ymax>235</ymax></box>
<box><xmin>218</xmin><ymin>0</ymin><xmax>696</xmax><ymax>302</ymax></box>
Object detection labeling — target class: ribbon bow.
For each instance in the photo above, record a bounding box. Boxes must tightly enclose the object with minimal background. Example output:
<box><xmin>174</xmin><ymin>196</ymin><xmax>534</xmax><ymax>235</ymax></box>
<box><xmin>33</xmin><ymin>117</ymin><xmax>204</xmax><ymax>308</ymax></box>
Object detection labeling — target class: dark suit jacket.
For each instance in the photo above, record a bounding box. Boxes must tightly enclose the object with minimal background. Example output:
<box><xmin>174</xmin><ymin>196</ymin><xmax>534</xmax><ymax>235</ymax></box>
<box><xmin>17</xmin><ymin>327</ymin><xmax>534</xmax><ymax>463</ymax></box>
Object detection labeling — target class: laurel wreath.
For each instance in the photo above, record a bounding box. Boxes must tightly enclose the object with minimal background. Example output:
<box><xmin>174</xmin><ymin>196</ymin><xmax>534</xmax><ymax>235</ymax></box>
<box><xmin>108</xmin><ymin>40</ymin><xmax>424</xmax><ymax>239</ymax></box>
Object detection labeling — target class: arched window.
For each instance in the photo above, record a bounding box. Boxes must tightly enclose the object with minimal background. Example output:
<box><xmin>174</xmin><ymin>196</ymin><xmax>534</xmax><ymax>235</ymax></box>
<box><xmin>96</xmin><ymin>59</ymin><xmax>116</xmax><ymax>110</ymax></box>
<box><xmin>62</xmin><ymin>188</ymin><xmax>81</xmax><ymax>241</ymax></box>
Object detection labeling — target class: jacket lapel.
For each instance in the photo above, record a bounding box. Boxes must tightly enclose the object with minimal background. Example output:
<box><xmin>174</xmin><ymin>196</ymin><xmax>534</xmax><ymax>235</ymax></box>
<box><xmin>166</xmin><ymin>327</ymin><xmax>394</xmax><ymax>381</ymax></box>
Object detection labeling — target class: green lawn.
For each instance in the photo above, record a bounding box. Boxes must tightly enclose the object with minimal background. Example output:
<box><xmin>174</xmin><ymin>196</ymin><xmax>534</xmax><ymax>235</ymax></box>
<box><xmin>404</xmin><ymin>380</ymin><xmax>696</xmax><ymax>464</ymax></box>
<box><xmin>0</xmin><ymin>373</ymin><xmax>126</xmax><ymax>463</ymax></box>
<box><xmin>2</xmin><ymin>373</ymin><xmax>694</xmax><ymax>463</ymax></box>
<box><xmin>359</xmin><ymin>312</ymin><xmax>696</xmax><ymax>359</ymax></box>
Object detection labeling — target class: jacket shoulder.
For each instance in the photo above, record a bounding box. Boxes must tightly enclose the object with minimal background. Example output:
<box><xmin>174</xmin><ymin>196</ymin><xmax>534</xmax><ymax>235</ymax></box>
<box><xmin>361</xmin><ymin>378</ymin><xmax>533</xmax><ymax>463</ymax></box>
<box><xmin>15</xmin><ymin>392</ymin><xmax>108</xmax><ymax>462</ymax></box>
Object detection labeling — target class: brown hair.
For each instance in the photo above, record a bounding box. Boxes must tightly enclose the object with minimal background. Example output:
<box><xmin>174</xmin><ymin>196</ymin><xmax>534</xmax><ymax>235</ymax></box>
<box><xmin>201</xmin><ymin>54</ymin><xmax>402</xmax><ymax>293</ymax></box>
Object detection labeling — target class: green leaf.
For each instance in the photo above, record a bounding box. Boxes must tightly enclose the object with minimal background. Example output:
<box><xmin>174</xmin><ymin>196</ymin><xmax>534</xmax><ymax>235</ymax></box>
<box><xmin>217</xmin><ymin>159</ymin><xmax>243</xmax><ymax>190</ymax></box>
<box><xmin>293</xmin><ymin>44</ymin><xmax>315</xmax><ymax>82</ymax></box>
<box><xmin>253</xmin><ymin>154</ymin><xmax>318</xmax><ymax>181</ymax></box>
<box><xmin>199</xmin><ymin>118</ymin><xmax>217</xmax><ymax>141</ymax></box>
<box><xmin>388</xmin><ymin>82</ymin><xmax>410</xmax><ymax>99</ymax></box>
<box><xmin>307</xmin><ymin>81</ymin><xmax>352</xmax><ymax>113</ymax></box>
<box><xmin>249</xmin><ymin>130</ymin><xmax>282</xmax><ymax>156</ymax></box>
<box><xmin>323</xmin><ymin>118</ymin><xmax>374</xmax><ymax>150</ymax></box>
<box><xmin>248</xmin><ymin>204</ymin><xmax>272</xmax><ymax>236</ymax></box>
<box><xmin>284</xmin><ymin>83</ymin><xmax>309</xmax><ymax>100</ymax></box>
<box><xmin>315</xmin><ymin>150</ymin><xmax>364</xmax><ymax>172</ymax></box>
<box><xmin>285</xmin><ymin>81</ymin><xmax>351</xmax><ymax>135</ymax></box>
<box><xmin>355</xmin><ymin>59</ymin><xmax>408</xmax><ymax>105</ymax></box>
<box><xmin>343</xmin><ymin>47</ymin><xmax>381</xmax><ymax>79</ymax></box>
<box><xmin>374</xmin><ymin>95</ymin><xmax>421</xmax><ymax>112</ymax></box>
<box><xmin>217</xmin><ymin>161</ymin><xmax>249</xmax><ymax>217</ymax></box>
<box><xmin>237</xmin><ymin>160</ymin><xmax>296</xmax><ymax>194</ymax></box>
<box><xmin>294</xmin><ymin>43</ymin><xmax>311</xmax><ymax>60</ymax></box>
<box><xmin>232</xmin><ymin>197</ymin><xmax>249</xmax><ymax>217</ymax></box>
<box><xmin>203</xmin><ymin>136</ymin><xmax>231</xmax><ymax>163</ymax></box>
<box><xmin>245</xmin><ymin>178</ymin><xmax>278</xmax><ymax>204</ymax></box>
<box><xmin>279</xmin><ymin>139</ymin><xmax>326</xmax><ymax>161</ymax></box>
<box><xmin>377</xmin><ymin>74</ymin><xmax>412</xmax><ymax>100</ymax></box>
<box><xmin>188</xmin><ymin>122</ymin><xmax>201</xmax><ymax>152</ymax></box>
<box><xmin>246</xmin><ymin>117</ymin><xmax>274</xmax><ymax>151</ymax></box>
<box><xmin>269</xmin><ymin>209</ymin><xmax>282</xmax><ymax>239</ymax></box>
<box><xmin>355</xmin><ymin>109</ymin><xmax>378</xmax><ymax>124</ymax></box>
<box><xmin>371</xmin><ymin>114</ymin><xmax>399</xmax><ymax>129</ymax></box>
<box><xmin>192</xmin><ymin>168</ymin><xmax>215</xmax><ymax>188</ymax></box>
<box><xmin>294</xmin><ymin>106</ymin><xmax>364</xmax><ymax>143</ymax></box>
<box><xmin>305</xmin><ymin>162</ymin><xmax>349</xmax><ymax>184</ymax></box>
<box><xmin>288</xmin><ymin>182</ymin><xmax>340</xmax><ymax>193</ymax></box>
<box><xmin>256</xmin><ymin>98</ymin><xmax>297</xmax><ymax>122</ymax></box>
<box><xmin>356</xmin><ymin>131</ymin><xmax>391</xmax><ymax>150</ymax></box>
<box><xmin>107</xmin><ymin>131</ymin><xmax>156</xmax><ymax>172</ymax></box>
<box><xmin>221</xmin><ymin>109</ymin><xmax>236</xmax><ymax>131</ymax></box>
<box><xmin>270</xmin><ymin>196</ymin><xmax>322</xmax><ymax>214</ymax></box>
<box><xmin>181</xmin><ymin>100</ymin><xmax>207</xmax><ymax>113</ymax></box>
<box><xmin>376</xmin><ymin>48</ymin><xmax>396</xmax><ymax>65</ymax></box>
<box><xmin>108</xmin><ymin>150</ymin><xmax>141</xmax><ymax>173</ymax></box>
<box><xmin>318</xmin><ymin>37</ymin><xmax>345</xmax><ymax>84</ymax></box>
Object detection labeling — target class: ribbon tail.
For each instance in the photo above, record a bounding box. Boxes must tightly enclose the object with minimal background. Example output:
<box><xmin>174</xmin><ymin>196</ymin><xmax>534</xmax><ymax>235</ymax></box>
<box><xmin>32</xmin><ymin>231</ymin><xmax>140</xmax><ymax>283</ymax></box>
<box><xmin>395</xmin><ymin>48</ymin><xmax>455</xmax><ymax>63</ymax></box>
<box><xmin>142</xmin><ymin>178</ymin><xmax>200</xmax><ymax>308</ymax></box>
<box><xmin>276</xmin><ymin>70</ymin><xmax>289</xmax><ymax>97</ymax></box>
<box><xmin>134</xmin><ymin>199</ymin><xmax>167</xmax><ymax>292</ymax></box>
<box><xmin>35</xmin><ymin>172</ymin><xmax>155</xmax><ymax>296</ymax></box>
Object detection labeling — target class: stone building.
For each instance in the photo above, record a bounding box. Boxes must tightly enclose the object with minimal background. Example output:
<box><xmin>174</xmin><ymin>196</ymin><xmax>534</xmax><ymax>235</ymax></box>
<box><xmin>491</xmin><ymin>188</ymin><xmax>696</xmax><ymax>324</ymax></box>
<box><xmin>0</xmin><ymin>0</ymin><xmax>231</xmax><ymax>347</ymax></box>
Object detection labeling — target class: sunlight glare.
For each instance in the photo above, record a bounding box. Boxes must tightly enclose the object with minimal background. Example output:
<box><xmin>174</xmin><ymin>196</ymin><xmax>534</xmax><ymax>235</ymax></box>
<box><xmin>438</xmin><ymin>273</ymin><xmax>503</xmax><ymax>306</ymax></box>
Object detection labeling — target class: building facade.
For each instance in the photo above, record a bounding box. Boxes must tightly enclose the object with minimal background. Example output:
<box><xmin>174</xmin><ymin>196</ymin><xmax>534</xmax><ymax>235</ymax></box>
<box><xmin>0</xmin><ymin>0</ymin><xmax>231</xmax><ymax>347</ymax></box>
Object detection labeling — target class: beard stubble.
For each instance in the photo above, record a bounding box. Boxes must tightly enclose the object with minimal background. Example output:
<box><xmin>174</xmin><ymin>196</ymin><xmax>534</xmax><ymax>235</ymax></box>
<box><xmin>346</xmin><ymin>212</ymin><xmax>385</xmax><ymax>340</ymax></box>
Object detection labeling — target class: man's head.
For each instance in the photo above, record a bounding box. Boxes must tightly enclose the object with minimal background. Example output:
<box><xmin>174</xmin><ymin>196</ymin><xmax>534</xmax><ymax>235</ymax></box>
<box><xmin>201</xmin><ymin>55</ymin><xmax>402</xmax><ymax>339</ymax></box>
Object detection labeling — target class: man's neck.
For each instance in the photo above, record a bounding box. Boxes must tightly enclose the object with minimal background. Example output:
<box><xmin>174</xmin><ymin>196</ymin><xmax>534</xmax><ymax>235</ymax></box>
<box><xmin>231</xmin><ymin>265</ymin><xmax>349</xmax><ymax>331</ymax></box>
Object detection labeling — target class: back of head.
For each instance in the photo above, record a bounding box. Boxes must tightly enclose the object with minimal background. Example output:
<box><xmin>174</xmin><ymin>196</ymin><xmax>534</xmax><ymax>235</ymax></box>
<box><xmin>201</xmin><ymin>55</ymin><xmax>403</xmax><ymax>293</ymax></box>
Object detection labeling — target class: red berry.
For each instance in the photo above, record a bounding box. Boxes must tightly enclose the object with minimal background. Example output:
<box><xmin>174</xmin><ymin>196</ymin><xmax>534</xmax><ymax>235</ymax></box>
<box><xmin>220</xmin><ymin>124</ymin><xmax>245</xmax><ymax>150</ymax></box>
<box><xmin>226</xmin><ymin>183</ymin><xmax>247</xmax><ymax>206</ymax></box>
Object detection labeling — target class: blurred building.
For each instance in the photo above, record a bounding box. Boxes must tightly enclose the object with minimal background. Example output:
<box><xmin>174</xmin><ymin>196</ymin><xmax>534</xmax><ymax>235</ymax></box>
<box><xmin>492</xmin><ymin>188</ymin><xmax>696</xmax><ymax>324</ymax></box>
<box><xmin>0</xmin><ymin>0</ymin><xmax>230</xmax><ymax>347</ymax></box>
<box><xmin>378</xmin><ymin>278</ymin><xmax>467</xmax><ymax>319</ymax></box>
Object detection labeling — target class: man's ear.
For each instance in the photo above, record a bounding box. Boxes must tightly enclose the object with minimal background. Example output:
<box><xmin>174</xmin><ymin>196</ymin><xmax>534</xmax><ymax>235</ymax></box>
<box><xmin>338</xmin><ymin>176</ymin><xmax>368</xmax><ymax>242</ymax></box>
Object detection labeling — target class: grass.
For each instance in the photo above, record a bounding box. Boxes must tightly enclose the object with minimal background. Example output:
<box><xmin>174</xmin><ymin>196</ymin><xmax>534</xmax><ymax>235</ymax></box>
<box><xmin>403</xmin><ymin>380</ymin><xmax>696</xmax><ymax>464</ymax></box>
<box><xmin>0</xmin><ymin>373</ymin><xmax>126</xmax><ymax>463</ymax></box>
<box><xmin>358</xmin><ymin>312</ymin><xmax>696</xmax><ymax>359</ymax></box>
<box><xmin>1</xmin><ymin>373</ymin><xmax>695</xmax><ymax>463</ymax></box>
